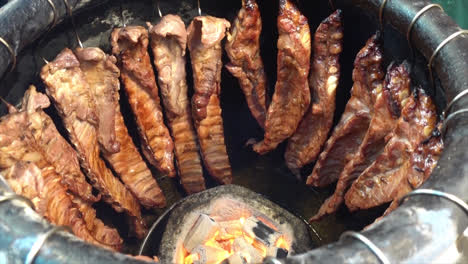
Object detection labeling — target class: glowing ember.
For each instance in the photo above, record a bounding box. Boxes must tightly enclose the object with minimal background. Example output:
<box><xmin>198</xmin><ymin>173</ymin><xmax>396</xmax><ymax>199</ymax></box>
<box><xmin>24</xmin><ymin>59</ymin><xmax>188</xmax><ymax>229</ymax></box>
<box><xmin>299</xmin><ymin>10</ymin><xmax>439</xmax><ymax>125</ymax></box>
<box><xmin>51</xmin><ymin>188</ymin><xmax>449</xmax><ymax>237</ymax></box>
<box><xmin>182</xmin><ymin>214</ymin><xmax>289</xmax><ymax>264</ymax></box>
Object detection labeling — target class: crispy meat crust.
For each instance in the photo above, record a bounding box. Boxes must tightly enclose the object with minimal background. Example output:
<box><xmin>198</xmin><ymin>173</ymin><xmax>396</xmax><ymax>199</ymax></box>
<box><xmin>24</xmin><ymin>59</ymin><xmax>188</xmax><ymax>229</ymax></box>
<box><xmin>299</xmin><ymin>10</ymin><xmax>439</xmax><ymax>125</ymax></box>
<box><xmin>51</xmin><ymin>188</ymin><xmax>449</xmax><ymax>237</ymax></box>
<box><xmin>187</xmin><ymin>16</ymin><xmax>232</xmax><ymax>184</ymax></box>
<box><xmin>0</xmin><ymin>96</ymin><xmax>123</xmax><ymax>250</ymax></box>
<box><xmin>225</xmin><ymin>0</ymin><xmax>267</xmax><ymax>128</ymax></box>
<box><xmin>344</xmin><ymin>89</ymin><xmax>438</xmax><ymax>211</ymax></box>
<box><xmin>149</xmin><ymin>15</ymin><xmax>206</xmax><ymax>194</ymax></box>
<box><xmin>285</xmin><ymin>10</ymin><xmax>343</xmax><ymax>170</ymax></box>
<box><xmin>40</xmin><ymin>49</ymin><xmax>146</xmax><ymax>238</ymax></box>
<box><xmin>253</xmin><ymin>0</ymin><xmax>311</xmax><ymax>154</ymax></box>
<box><xmin>22</xmin><ymin>87</ymin><xmax>98</xmax><ymax>203</ymax></box>
<box><xmin>76</xmin><ymin>47</ymin><xmax>166</xmax><ymax>208</ymax></box>
<box><xmin>307</xmin><ymin>34</ymin><xmax>384</xmax><ymax>187</ymax></box>
<box><xmin>111</xmin><ymin>26</ymin><xmax>175</xmax><ymax>178</ymax></box>
<box><xmin>311</xmin><ymin>62</ymin><xmax>411</xmax><ymax>221</ymax></box>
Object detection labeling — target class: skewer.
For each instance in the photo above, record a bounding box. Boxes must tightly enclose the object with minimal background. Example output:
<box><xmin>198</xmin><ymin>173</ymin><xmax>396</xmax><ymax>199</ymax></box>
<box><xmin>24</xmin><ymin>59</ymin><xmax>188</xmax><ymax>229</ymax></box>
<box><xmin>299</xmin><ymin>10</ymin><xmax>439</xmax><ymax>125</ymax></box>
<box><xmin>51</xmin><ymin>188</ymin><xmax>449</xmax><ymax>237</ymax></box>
<box><xmin>156</xmin><ymin>0</ymin><xmax>163</xmax><ymax>18</ymax></box>
<box><xmin>328</xmin><ymin>0</ymin><xmax>336</xmax><ymax>11</ymax></box>
<box><xmin>379</xmin><ymin>0</ymin><xmax>388</xmax><ymax>32</ymax></box>
<box><xmin>197</xmin><ymin>0</ymin><xmax>202</xmax><ymax>16</ymax></box>
<box><xmin>63</xmin><ymin>0</ymin><xmax>83</xmax><ymax>48</ymax></box>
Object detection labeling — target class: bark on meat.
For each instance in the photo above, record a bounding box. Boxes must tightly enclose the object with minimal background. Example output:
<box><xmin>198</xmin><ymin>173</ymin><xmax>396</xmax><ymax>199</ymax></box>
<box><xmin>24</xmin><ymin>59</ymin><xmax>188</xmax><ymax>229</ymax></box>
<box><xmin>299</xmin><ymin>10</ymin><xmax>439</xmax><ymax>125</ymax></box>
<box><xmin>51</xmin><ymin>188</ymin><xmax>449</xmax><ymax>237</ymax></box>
<box><xmin>225</xmin><ymin>0</ymin><xmax>268</xmax><ymax>128</ymax></box>
<box><xmin>148</xmin><ymin>15</ymin><xmax>206</xmax><ymax>194</ymax></box>
<box><xmin>111</xmin><ymin>26</ymin><xmax>176</xmax><ymax>178</ymax></box>
<box><xmin>307</xmin><ymin>33</ymin><xmax>384</xmax><ymax>187</ymax></box>
<box><xmin>40</xmin><ymin>49</ymin><xmax>146</xmax><ymax>238</ymax></box>
<box><xmin>311</xmin><ymin>62</ymin><xmax>411</xmax><ymax>221</ymax></box>
<box><xmin>285</xmin><ymin>10</ymin><xmax>343</xmax><ymax>171</ymax></box>
<box><xmin>187</xmin><ymin>16</ymin><xmax>233</xmax><ymax>185</ymax></box>
<box><xmin>253</xmin><ymin>0</ymin><xmax>311</xmax><ymax>154</ymax></box>
<box><xmin>76</xmin><ymin>47</ymin><xmax>166</xmax><ymax>208</ymax></box>
<box><xmin>345</xmin><ymin>89</ymin><xmax>438</xmax><ymax>211</ymax></box>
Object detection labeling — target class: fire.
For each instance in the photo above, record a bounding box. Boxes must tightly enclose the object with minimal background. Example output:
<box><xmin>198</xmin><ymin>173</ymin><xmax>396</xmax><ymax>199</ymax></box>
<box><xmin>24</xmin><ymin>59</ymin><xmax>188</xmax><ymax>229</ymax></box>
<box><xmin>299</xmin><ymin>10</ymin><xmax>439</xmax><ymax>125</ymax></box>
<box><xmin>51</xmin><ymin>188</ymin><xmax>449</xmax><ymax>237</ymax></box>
<box><xmin>275</xmin><ymin>236</ymin><xmax>289</xmax><ymax>251</ymax></box>
<box><xmin>183</xmin><ymin>216</ymin><xmax>289</xmax><ymax>264</ymax></box>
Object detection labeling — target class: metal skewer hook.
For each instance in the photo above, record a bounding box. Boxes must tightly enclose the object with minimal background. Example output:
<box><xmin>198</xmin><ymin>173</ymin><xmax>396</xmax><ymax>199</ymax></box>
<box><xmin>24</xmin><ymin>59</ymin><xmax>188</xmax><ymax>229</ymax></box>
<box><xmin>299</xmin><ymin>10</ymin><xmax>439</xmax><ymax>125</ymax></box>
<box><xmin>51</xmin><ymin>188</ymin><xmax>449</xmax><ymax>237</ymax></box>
<box><xmin>63</xmin><ymin>0</ymin><xmax>83</xmax><ymax>48</ymax></box>
<box><xmin>156</xmin><ymin>0</ymin><xmax>163</xmax><ymax>18</ymax></box>
<box><xmin>197</xmin><ymin>0</ymin><xmax>202</xmax><ymax>16</ymax></box>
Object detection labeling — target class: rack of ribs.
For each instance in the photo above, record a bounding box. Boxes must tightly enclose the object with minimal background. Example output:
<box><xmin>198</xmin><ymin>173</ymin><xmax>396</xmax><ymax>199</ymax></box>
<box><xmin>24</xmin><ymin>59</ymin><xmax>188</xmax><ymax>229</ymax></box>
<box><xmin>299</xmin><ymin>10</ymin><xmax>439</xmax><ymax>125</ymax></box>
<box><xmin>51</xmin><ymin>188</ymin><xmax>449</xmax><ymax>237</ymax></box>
<box><xmin>285</xmin><ymin>10</ymin><xmax>343</xmax><ymax>172</ymax></box>
<box><xmin>21</xmin><ymin>86</ymin><xmax>99</xmax><ymax>203</ymax></box>
<box><xmin>307</xmin><ymin>33</ymin><xmax>384</xmax><ymax>187</ymax></box>
<box><xmin>225</xmin><ymin>0</ymin><xmax>267</xmax><ymax>128</ymax></box>
<box><xmin>311</xmin><ymin>62</ymin><xmax>411</xmax><ymax>221</ymax></box>
<box><xmin>111</xmin><ymin>26</ymin><xmax>176</xmax><ymax>178</ymax></box>
<box><xmin>75</xmin><ymin>47</ymin><xmax>166</xmax><ymax>208</ymax></box>
<box><xmin>0</xmin><ymin>93</ymin><xmax>123</xmax><ymax>250</ymax></box>
<box><xmin>187</xmin><ymin>16</ymin><xmax>233</xmax><ymax>184</ymax></box>
<box><xmin>380</xmin><ymin>127</ymin><xmax>443</xmax><ymax>217</ymax></box>
<box><xmin>345</xmin><ymin>88</ymin><xmax>438</xmax><ymax>211</ymax></box>
<box><xmin>253</xmin><ymin>0</ymin><xmax>311</xmax><ymax>154</ymax></box>
<box><xmin>148</xmin><ymin>15</ymin><xmax>206</xmax><ymax>194</ymax></box>
<box><xmin>40</xmin><ymin>49</ymin><xmax>146</xmax><ymax>238</ymax></box>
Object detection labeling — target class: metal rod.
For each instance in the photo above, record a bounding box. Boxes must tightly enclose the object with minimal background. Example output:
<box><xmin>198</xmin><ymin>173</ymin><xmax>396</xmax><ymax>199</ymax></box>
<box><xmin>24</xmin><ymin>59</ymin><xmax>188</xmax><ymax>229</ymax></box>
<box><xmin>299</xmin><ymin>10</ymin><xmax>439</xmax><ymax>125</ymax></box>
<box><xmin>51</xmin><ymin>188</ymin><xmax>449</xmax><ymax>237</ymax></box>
<box><xmin>197</xmin><ymin>0</ymin><xmax>202</xmax><ymax>16</ymax></box>
<box><xmin>63</xmin><ymin>0</ymin><xmax>83</xmax><ymax>48</ymax></box>
<box><xmin>444</xmin><ymin>88</ymin><xmax>468</xmax><ymax>118</ymax></box>
<box><xmin>379</xmin><ymin>0</ymin><xmax>388</xmax><ymax>32</ymax></box>
<box><xmin>25</xmin><ymin>226</ymin><xmax>69</xmax><ymax>264</ymax></box>
<box><xmin>156</xmin><ymin>0</ymin><xmax>163</xmax><ymax>18</ymax></box>
<box><xmin>441</xmin><ymin>108</ymin><xmax>468</xmax><ymax>136</ymax></box>
<box><xmin>329</xmin><ymin>0</ymin><xmax>336</xmax><ymax>11</ymax></box>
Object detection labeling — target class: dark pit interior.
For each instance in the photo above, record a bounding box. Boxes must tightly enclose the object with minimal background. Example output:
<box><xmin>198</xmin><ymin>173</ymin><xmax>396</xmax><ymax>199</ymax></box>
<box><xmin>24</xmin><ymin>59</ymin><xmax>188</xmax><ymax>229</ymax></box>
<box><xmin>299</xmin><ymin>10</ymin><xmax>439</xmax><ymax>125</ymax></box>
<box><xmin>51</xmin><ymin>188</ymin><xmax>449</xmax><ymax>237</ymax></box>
<box><xmin>0</xmin><ymin>0</ymin><xmax>446</xmax><ymax>256</ymax></box>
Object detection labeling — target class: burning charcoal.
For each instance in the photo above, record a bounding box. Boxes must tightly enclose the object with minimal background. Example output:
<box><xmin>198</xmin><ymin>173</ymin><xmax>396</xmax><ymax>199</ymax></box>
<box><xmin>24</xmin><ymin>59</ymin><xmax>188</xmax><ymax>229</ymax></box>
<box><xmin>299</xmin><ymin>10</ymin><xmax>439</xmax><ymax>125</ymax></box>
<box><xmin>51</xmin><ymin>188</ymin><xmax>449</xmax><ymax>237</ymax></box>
<box><xmin>221</xmin><ymin>253</ymin><xmax>247</xmax><ymax>264</ymax></box>
<box><xmin>267</xmin><ymin>247</ymin><xmax>288</xmax><ymax>258</ymax></box>
<box><xmin>218</xmin><ymin>220</ymin><xmax>244</xmax><ymax>238</ymax></box>
<box><xmin>191</xmin><ymin>245</ymin><xmax>230</xmax><ymax>264</ymax></box>
<box><xmin>242</xmin><ymin>217</ymin><xmax>282</xmax><ymax>249</ymax></box>
<box><xmin>232</xmin><ymin>237</ymin><xmax>264</xmax><ymax>263</ymax></box>
<box><xmin>184</xmin><ymin>214</ymin><xmax>219</xmax><ymax>252</ymax></box>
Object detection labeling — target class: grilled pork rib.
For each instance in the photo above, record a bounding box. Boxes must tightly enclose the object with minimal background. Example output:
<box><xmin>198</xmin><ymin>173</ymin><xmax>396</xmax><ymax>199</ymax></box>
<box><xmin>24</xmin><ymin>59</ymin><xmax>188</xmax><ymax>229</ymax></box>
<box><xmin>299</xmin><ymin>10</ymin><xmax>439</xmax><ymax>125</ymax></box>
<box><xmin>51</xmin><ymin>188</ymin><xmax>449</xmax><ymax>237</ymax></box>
<box><xmin>381</xmin><ymin>128</ymin><xmax>443</xmax><ymax>217</ymax></box>
<box><xmin>4</xmin><ymin>163</ymin><xmax>122</xmax><ymax>251</ymax></box>
<box><xmin>307</xmin><ymin>34</ymin><xmax>384</xmax><ymax>187</ymax></box>
<box><xmin>345</xmin><ymin>89</ymin><xmax>438</xmax><ymax>211</ymax></box>
<box><xmin>40</xmin><ymin>49</ymin><xmax>146</xmax><ymax>238</ymax></box>
<box><xmin>187</xmin><ymin>16</ymin><xmax>233</xmax><ymax>184</ymax></box>
<box><xmin>253</xmin><ymin>0</ymin><xmax>311</xmax><ymax>154</ymax></box>
<box><xmin>0</xmin><ymin>91</ymin><xmax>122</xmax><ymax>250</ymax></box>
<box><xmin>285</xmin><ymin>10</ymin><xmax>343</xmax><ymax>171</ymax></box>
<box><xmin>311</xmin><ymin>62</ymin><xmax>411</xmax><ymax>221</ymax></box>
<box><xmin>76</xmin><ymin>47</ymin><xmax>166</xmax><ymax>208</ymax></box>
<box><xmin>148</xmin><ymin>15</ymin><xmax>206</xmax><ymax>194</ymax></box>
<box><xmin>225</xmin><ymin>0</ymin><xmax>267</xmax><ymax>128</ymax></box>
<box><xmin>21</xmin><ymin>86</ymin><xmax>98</xmax><ymax>203</ymax></box>
<box><xmin>111</xmin><ymin>26</ymin><xmax>176</xmax><ymax>178</ymax></box>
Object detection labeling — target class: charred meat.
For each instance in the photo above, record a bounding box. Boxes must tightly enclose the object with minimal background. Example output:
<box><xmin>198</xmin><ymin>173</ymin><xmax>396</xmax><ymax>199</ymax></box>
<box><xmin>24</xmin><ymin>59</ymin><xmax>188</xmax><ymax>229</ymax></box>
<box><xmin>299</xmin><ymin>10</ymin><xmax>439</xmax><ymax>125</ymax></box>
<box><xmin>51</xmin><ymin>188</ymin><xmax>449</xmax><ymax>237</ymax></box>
<box><xmin>307</xmin><ymin>34</ymin><xmax>384</xmax><ymax>187</ymax></box>
<box><xmin>76</xmin><ymin>47</ymin><xmax>166</xmax><ymax>208</ymax></box>
<box><xmin>225</xmin><ymin>0</ymin><xmax>267</xmax><ymax>128</ymax></box>
<box><xmin>111</xmin><ymin>26</ymin><xmax>176</xmax><ymax>178</ymax></box>
<box><xmin>148</xmin><ymin>15</ymin><xmax>206</xmax><ymax>194</ymax></box>
<box><xmin>253</xmin><ymin>0</ymin><xmax>311</xmax><ymax>154</ymax></box>
<box><xmin>285</xmin><ymin>10</ymin><xmax>343</xmax><ymax>171</ymax></box>
<box><xmin>311</xmin><ymin>62</ymin><xmax>411</xmax><ymax>221</ymax></box>
<box><xmin>345</xmin><ymin>89</ymin><xmax>438</xmax><ymax>211</ymax></box>
<box><xmin>187</xmin><ymin>16</ymin><xmax>233</xmax><ymax>184</ymax></box>
<box><xmin>40</xmin><ymin>49</ymin><xmax>146</xmax><ymax>238</ymax></box>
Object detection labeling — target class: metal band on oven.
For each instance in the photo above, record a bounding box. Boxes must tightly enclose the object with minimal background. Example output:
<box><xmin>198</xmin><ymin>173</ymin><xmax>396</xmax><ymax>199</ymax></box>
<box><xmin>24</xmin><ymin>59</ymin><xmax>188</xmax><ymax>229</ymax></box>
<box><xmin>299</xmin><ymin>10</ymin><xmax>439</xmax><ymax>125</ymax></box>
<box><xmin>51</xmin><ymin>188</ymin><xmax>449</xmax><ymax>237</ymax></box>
<box><xmin>400</xmin><ymin>189</ymin><xmax>468</xmax><ymax>214</ymax></box>
<box><xmin>0</xmin><ymin>193</ymin><xmax>35</xmax><ymax>210</ymax></box>
<box><xmin>340</xmin><ymin>231</ymin><xmax>391</xmax><ymax>264</ymax></box>
<box><xmin>25</xmin><ymin>226</ymin><xmax>69</xmax><ymax>264</ymax></box>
